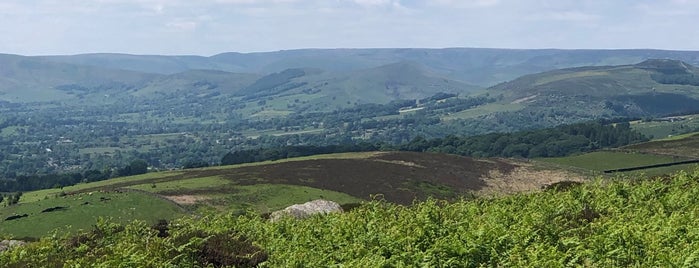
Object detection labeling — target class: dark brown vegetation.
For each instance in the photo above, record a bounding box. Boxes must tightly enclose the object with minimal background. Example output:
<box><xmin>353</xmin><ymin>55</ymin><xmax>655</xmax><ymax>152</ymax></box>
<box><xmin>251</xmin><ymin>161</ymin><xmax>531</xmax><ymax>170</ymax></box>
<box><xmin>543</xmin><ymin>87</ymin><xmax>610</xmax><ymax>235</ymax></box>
<box><xmin>67</xmin><ymin>152</ymin><xmax>579</xmax><ymax>206</ymax></box>
<box><xmin>219</xmin><ymin>152</ymin><xmax>513</xmax><ymax>204</ymax></box>
<box><xmin>624</xmin><ymin>133</ymin><xmax>699</xmax><ymax>158</ymax></box>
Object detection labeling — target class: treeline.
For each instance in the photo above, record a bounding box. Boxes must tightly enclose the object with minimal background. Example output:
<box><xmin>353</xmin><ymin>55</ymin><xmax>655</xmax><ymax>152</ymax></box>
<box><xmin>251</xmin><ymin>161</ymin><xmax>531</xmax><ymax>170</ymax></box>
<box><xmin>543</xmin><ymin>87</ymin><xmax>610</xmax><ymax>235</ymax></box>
<box><xmin>222</xmin><ymin>121</ymin><xmax>648</xmax><ymax>165</ymax></box>
<box><xmin>398</xmin><ymin>121</ymin><xmax>647</xmax><ymax>158</ymax></box>
<box><xmin>651</xmin><ymin>73</ymin><xmax>699</xmax><ymax>86</ymax></box>
<box><xmin>2</xmin><ymin>121</ymin><xmax>646</xmax><ymax>192</ymax></box>
<box><xmin>0</xmin><ymin>160</ymin><xmax>148</xmax><ymax>193</ymax></box>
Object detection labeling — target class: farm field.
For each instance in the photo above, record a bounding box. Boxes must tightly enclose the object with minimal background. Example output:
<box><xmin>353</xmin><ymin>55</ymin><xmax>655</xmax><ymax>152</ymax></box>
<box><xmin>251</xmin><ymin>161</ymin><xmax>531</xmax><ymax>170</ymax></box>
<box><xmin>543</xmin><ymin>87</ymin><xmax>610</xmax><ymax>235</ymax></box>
<box><xmin>537</xmin><ymin>150</ymin><xmax>699</xmax><ymax>178</ymax></box>
<box><xmin>538</xmin><ymin>151</ymin><xmax>683</xmax><ymax>172</ymax></box>
<box><xmin>441</xmin><ymin>103</ymin><xmax>524</xmax><ymax>120</ymax></box>
<box><xmin>631</xmin><ymin>114</ymin><xmax>699</xmax><ymax>139</ymax></box>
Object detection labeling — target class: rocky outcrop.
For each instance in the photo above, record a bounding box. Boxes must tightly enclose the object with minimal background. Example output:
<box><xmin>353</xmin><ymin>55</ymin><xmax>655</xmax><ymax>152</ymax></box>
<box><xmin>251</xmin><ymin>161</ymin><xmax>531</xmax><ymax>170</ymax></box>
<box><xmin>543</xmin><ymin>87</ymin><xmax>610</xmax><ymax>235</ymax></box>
<box><xmin>270</xmin><ymin>199</ymin><xmax>343</xmax><ymax>222</ymax></box>
<box><xmin>0</xmin><ymin>240</ymin><xmax>27</xmax><ymax>253</ymax></box>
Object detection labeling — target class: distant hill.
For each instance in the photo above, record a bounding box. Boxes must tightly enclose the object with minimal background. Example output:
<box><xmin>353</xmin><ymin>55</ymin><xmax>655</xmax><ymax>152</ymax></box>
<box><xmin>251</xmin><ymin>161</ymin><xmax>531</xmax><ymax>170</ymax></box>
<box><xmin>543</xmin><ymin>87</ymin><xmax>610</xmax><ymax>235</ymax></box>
<box><xmin>38</xmin><ymin>48</ymin><xmax>699</xmax><ymax>86</ymax></box>
<box><xmin>136</xmin><ymin>69</ymin><xmax>260</xmax><ymax>97</ymax></box>
<box><xmin>0</xmin><ymin>54</ymin><xmax>474</xmax><ymax>111</ymax></box>
<box><xmin>0</xmin><ymin>54</ymin><xmax>155</xmax><ymax>102</ymax></box>
<box><xmin>488</xmin><ymin>59</ymin><xmax>699</xmax><ymax>119</ymax></box>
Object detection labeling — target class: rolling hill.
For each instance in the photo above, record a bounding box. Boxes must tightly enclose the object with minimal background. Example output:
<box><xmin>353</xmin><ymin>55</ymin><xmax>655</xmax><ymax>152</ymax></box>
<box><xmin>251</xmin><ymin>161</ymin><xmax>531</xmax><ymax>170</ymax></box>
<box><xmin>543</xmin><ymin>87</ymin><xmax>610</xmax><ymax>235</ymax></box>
<box><xmin>40</xmin><ymin>48</ymin><xmax>699</xmax><ymax>86</ymax></box>
<box><xmin>488</xmin><ymin>59</ymin><xmax>699</xmax><ymax>119</ymax></box>
<box><xmin>623</xmin><ymin>132</ymin><xmax>699</xmax><ymax>158</ymax></box>
<box><xmin>0</xmin><ymin>151</ymin><xmax>581</xmax><ymax>238</ymax></box>
<box><xmin>0</xmin><ymin>54</ymin><xmax>155</xmax><ymax>102</ymax></box>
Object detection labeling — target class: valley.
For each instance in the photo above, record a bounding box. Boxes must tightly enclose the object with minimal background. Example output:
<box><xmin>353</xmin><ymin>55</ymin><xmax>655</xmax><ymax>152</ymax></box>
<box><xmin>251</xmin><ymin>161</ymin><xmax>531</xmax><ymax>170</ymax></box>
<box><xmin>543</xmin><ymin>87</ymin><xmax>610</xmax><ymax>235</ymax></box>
<box><xmin>3</xmin><ymin>48</ymin><xmax>699</xmax><ymax>266</ymax></box>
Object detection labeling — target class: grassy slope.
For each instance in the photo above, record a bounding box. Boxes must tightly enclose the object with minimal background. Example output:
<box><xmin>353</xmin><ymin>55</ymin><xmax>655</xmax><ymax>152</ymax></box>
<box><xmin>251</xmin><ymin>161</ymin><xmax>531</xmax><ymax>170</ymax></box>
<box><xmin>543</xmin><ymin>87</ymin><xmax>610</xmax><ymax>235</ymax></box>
<box><xmin>623</xmin><ymin>132</ymin><xmax>699</xmax><ymax>158</ymax></box>
<box><xmin>537</xmin><ymin>151</ymin><xmax>699</xmax><ymax>178</ymax></box>
<box><xmin>5</xmin><ymin>169</ymin><xmax>699</xmax><ymax>266</ymax></box>
<box><xmin>0</xmin><ymin>190</ymin><xmax>184</xmax><ymax>238</ymax></box>
<box><xmin>539</xmin><ymin>151</ymin><xmax>682</xmax><ymax>171</ymax></box>
<box><xmin>537</xmin><ymin>126</ymin><xmax>699</xmax><ymax>178</ymax></box>
<box><xmin>486</xmin><ymin>61</ymin><xmax>699</xmax><ymax>123</ymax></box>
<box><xmin>631</xmin><ymin>114</ymin><xmax>699</xmax><ymax>139</ymax></box>
<box><xmin>2</xmin><ymin>151</ymin><xmax>577</xmax><ymax>239</ymax></box>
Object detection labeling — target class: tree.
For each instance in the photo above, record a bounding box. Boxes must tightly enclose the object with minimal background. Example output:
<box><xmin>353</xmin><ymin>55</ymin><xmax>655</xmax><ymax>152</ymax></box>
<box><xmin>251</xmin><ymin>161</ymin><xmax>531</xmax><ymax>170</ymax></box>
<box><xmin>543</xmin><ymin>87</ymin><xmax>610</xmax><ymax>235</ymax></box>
<box><xmin>118</xmin><ymin>160</ymin><xmax>148</xmax><ymax>176</ymax></box>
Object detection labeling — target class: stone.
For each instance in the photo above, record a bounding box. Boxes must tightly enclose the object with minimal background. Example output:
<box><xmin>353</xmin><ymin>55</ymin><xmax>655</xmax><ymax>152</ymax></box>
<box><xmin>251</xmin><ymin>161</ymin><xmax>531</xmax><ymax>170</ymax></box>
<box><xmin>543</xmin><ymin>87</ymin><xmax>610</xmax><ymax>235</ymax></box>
<box><xmin>269</xmin><ymin>199</ymin><xmax>343</xmax><ymax>222</ymax></box>
<box><xmin>0</xmin><ymin>240</ymin><xmax>27</xmax><ymax>253</ymax></box>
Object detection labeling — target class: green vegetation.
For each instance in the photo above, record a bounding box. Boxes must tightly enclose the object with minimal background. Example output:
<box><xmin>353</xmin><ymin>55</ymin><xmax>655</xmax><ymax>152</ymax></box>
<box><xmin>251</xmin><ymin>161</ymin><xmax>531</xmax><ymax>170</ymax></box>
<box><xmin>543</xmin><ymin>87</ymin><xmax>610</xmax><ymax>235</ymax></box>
<box><xmin>624</xmin><ymin>132</ymin><xmax>699</xmax><ymax>158</ymax></box>
<box><xmin>538</xmin><ymin>149</ymin><xmax>699</xmax><ymax>178</ymax></box>
<box><xmin>4</xmin><ymin>169</ymin><xmax>699</xmax><ymax>266</ymax></box>
<box><xmin>538</xmin><ymin>151</ymin><xmax>681</xmax><ymax>172</ymax></box>
<box><xmin>126</xmin><ymin>176</ymin><xmax>230</xmax><ymax>193</ymax></box>
<box><xmin>218</xmin><ymin>184</ymin><xmax>362</xmax><ymax>213</ymax></box>
<box><xmin>0</xmin><ymin>191</ymin><xmax>184</xmax><ymax>238</ymax></box>
<box><xmin>630</xmin><ymin>114</ymin><xmax>699</xmax><ymax>139</ymax></box>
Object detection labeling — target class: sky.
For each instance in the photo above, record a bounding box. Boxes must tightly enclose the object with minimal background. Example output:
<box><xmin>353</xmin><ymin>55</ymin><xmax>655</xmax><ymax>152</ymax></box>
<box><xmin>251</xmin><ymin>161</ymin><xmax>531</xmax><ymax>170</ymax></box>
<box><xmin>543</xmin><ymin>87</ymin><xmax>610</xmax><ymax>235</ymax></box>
<box><xmin>1</xmin><ymin>0</ymin><xmax>698</xmax><ymax>56</ymax></box>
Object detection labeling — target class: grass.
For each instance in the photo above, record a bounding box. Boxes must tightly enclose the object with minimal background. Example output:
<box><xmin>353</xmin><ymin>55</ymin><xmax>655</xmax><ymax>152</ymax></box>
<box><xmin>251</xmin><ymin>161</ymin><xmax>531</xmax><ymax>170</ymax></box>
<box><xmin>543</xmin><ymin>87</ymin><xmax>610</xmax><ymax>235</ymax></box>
<box><xmin>4</xmin><ymin>151</ymin><xmax>568</xmax><ymax>239</ymax></box>
<box><xmin>202</xmin><ymin>151</ymin><xmax>382</xmax><ymax>171</ymax></box>
<box><xmin>654</xmin><ymin>131</ymin><xmax>699</xmax><ymax>141</ymax></box>
<box><xmin>538</xmin><ymin>151</ymin><xmax>682</xmax><ymax>172</ymax></box>
<box><xmin>241</xmin><ymin>127</ymin><xmax>325</xmax><ymax>138</ymax></box>
<box><xmin>20</xmin><ymin>172</ymin><xmax>183</xmax><ymax>203</ymax></box>
<box><xmin>441</xmin><ymin>103</ymin><xmax>524</xmax><ymax>120</ymax></box>
<box><xmin>623</xmin><ymin>132</ymin><xmax>699</xmax><ymax>159</ymax></box>
<box><xmin>631</xmin><ymin>114</ymin><xmax>699</xmax><ymax>139</ymax></box>
<box><xmin>533</xmin><ymin>70</ymin><xmax>610</xmax><ymax>86</ymax></box>
<box><xmin>627</xmin><ymin>163</ymin><xmax>699</xmax><ymax>178</ymax></box>
<box><xmin>126</xmin><ymin>176</ymin><xmax>231</xmax><ymax>193</ymax></box>
<box><xmin>0</xmin><ymin>190</ymin><xmax>184</xmax><ymax>238</ymax></box>
<box><xmin>219</xmin><ymin>184</ymin><xmax>363</xmax><ymax>213</ymax></box>
<box><xmin>78</xmin><ymin>147</ymin><xmax>121</xmax><ymax>155</ymax></box>
<box><xmin>249</xmin><ymin>109</ymin><xmax>293</xmax><ymax>118</ymax></box>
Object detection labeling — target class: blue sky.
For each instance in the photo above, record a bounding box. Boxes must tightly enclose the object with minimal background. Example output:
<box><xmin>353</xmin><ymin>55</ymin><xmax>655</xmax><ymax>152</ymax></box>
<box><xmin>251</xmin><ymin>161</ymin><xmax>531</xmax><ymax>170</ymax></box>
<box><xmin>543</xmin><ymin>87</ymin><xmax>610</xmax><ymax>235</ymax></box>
<box><xmin>1</xmin><ymin>0</ymin><xmax>698</xmax><ymax>55</ymax></box>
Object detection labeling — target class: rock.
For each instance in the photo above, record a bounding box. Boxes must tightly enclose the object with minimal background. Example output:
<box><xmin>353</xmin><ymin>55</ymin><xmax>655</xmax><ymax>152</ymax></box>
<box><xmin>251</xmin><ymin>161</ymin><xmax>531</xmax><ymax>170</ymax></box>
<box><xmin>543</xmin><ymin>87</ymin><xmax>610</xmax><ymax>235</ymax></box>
<box><xmin>270</xmin><ymin>199</ymin><xmax>343</xmax><ymax>222</ymax></box>
<box><xmin>0</xmin><ymin>240</ymin><xmax>27</xmax><ymax>253</ymax></box>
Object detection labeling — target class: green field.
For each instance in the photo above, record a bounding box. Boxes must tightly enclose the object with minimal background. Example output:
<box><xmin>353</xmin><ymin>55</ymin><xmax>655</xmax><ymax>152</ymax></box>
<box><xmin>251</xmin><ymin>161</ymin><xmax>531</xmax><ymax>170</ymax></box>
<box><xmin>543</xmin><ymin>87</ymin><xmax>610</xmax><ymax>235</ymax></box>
<box><xmin>441</xmin><ymin>103</ymin><xmax>524</xmax><ymax>120</ymax></box>
<box><xmin>0</xmin><ymin>190</ymin><xmax>184</xmax><ymax>238</ymax></box>
<box><xmin>623</xmin><ymin>132</ymin><xmax>699</xmax><ymax>159</ymax></box>
<box><xmin>539</xmin><ymin>151</ymin><xmax>682</xmax><ymax>171</ymax></box>
<box><xmin>2</xmin><ymin>153</ymin><xmax>382</xmax><ymax>238</ymax></box>
<box><xmin>536</xmin><ymin>151</ymin><xmax>695</xmax><ymax>177</ymax></box>
<box><xmin>631</xmin><ymin>114</ymin><xmax>699</xmax><ymax>139</ymax></box>
<box><xmin>20</xmin><ymin>172</ymin><xmax>183</xmax><ymax>203</ymax></box>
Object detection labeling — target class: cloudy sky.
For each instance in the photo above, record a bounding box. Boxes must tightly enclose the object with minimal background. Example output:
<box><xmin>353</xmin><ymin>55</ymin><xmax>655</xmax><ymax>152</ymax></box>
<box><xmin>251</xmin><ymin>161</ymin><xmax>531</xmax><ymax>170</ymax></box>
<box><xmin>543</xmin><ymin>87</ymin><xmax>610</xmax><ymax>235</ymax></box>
<box><xmin>1</xmin><ymin>0</ymin><xmax>698</xmax><ymax>56</ymax></box>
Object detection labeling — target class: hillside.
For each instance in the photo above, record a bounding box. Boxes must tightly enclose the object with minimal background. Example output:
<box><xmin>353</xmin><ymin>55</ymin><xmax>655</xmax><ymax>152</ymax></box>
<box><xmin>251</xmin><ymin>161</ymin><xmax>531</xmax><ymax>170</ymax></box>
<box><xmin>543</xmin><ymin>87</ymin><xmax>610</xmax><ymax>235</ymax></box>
<box><xmin>39</xmin><ymin>48</ymin><xmax>699</xmax><ymax>86</ymax></box>
<box><xmin>623</xmin><ymin>132</ymin><xmax>699</xmax><ymax>158</ymax></box>
<box><xmin>3</xmin><ymin>168</ymin><xmax>699</xmax><ymax>266</ymax></box>
<box><xmin>0</xmin><ymin>54</ymin><xmax>155</xmax><ymax>102</ymax></box>
<box><xmin>0</xmin><ymin>151</ymin><xmax>581</xmax><ymax>238</ymax></box>
<box><xmin>488</xmin><ymin>59</ymin><xmax>699</xmax><ymax>120</ymax></box>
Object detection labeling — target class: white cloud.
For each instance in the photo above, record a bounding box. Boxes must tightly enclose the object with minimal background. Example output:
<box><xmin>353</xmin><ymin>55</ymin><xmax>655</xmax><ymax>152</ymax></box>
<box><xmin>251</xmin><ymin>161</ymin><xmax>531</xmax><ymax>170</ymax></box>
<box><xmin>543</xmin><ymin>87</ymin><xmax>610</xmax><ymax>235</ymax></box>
<box><xmin>527</xmin><ymin>10</ymin><xmax>600</xmax><ymax>22</ymax></box>
<box><xmin>429</xmin><ymin>0</ymin><xmax>500</xmax><ymax>8</ymax></box>
<box><xmin>0</xmin><ymin>0</ymin><xmax>698</xmax><ymax>55</ymax></box>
